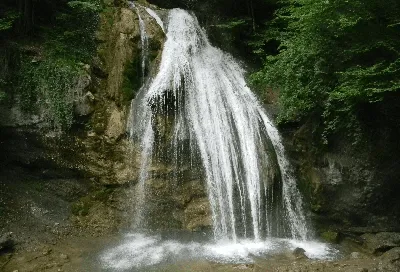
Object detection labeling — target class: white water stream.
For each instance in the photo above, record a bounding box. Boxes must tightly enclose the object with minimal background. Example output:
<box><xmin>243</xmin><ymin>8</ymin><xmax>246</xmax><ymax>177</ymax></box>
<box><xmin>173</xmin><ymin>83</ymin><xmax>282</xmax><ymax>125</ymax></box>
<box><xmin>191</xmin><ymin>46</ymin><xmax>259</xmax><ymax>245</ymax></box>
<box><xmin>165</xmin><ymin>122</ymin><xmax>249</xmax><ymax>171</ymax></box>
<box><xmin>100</xmin><ymin>7</ymin><xmax>336</xmax><ymax>271</ymax></box>
<box><xmin>130</xmin><ymin>1</ymin><xmax>149</xmax><ymax>81</ymax></box>
<box><xmin>145</xmin><ymin>7</ymin><xmax>165</xmax><ymax>33</ymax></box>
<box><xmin>130</xmin><ymin>8</ymin><xmax>310</xmax><ymax>241</ymax></box>
<box><xmin>100</xmin><ymin>233</ymin><xmax>336</xmax><ymax>271</ymax></box>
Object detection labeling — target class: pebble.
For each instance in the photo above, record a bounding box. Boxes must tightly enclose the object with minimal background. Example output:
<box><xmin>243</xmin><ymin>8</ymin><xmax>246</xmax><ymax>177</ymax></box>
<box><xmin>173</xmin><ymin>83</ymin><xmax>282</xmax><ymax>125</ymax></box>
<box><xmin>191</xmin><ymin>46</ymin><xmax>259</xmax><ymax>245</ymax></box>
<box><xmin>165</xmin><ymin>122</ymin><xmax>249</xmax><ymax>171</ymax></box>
<box><xmin>233</xmin><ymin>263</ymin><xmax>254</xmax><ymax>269</ymax></box>
<box><xmin>60</xmin><ymin>253</ymin><xmax>69</xmax><ymax>260</ymax></box>
<box><xmin>233</xmin><ymin>264</ymin><xmax>248</xmax><ymax>269</ymax></box>
<box><xmin>351</xmin><ymin>252</ymin><xmax>363</xmax><ymax>259</ymax></box>
<box><xmin>45</xmin><ymin>263</ymin><xmax>55</xmax><ymax>268</ymax></box>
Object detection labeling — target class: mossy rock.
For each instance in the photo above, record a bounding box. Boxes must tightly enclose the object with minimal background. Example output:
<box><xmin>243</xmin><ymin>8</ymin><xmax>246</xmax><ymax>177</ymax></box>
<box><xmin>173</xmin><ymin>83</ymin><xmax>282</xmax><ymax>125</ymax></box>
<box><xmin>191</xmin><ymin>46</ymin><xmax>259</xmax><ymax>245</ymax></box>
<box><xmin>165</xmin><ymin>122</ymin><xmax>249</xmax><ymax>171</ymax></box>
<box><xmin>122</xmin><ymin>55</ymin><xmax>142</xmax><ymax>101</ymax></box>
<box><xmin>93</xmin><ymin>188</ymin><xmax>114</xmax><ymax>201</ymax></box>
<box><xmin>71</xmin><ymin>197</ymin><xmax>92</xmax><ymax>216</ymax></box>
<box><xmin>320</xmin><ymin>231</ymin><xmax>339</xmax><ymax>243</ymax></box>
<box><xmin>71</xmin><ymin>188</ymin><xmax>114</xmax><ymax>216</ymax></box>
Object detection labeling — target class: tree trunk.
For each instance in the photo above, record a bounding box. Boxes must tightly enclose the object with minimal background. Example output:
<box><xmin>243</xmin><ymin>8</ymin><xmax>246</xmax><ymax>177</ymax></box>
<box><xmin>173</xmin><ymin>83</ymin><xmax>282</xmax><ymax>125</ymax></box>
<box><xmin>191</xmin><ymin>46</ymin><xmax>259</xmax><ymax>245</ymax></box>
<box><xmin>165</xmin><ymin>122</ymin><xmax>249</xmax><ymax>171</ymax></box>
<box><xmin>250</xmin><ymin>0</ymin><xmax>256</xmax><ymax>32</ymax></box>
<box><xmin>246</xmin><ymin>0</ymin><xmax>256</xmax><ymax>32</ymax></box>
<box><xmin>17</xmin><ymin>0</ymin><xmax>34</xmax><ymax>34</ymax></box>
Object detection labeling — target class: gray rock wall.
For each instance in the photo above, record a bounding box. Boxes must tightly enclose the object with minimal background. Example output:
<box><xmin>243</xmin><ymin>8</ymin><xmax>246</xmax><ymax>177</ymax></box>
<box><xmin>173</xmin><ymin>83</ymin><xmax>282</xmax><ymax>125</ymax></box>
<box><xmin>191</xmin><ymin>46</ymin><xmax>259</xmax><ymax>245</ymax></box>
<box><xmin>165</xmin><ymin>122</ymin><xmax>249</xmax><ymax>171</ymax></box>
<box><xmin>283</xmin><ymin>114</ymin><xmax>400</xmax><ymax>237</ymax></box>
<box><xmin>0</xmin><ymin>1</ymin><xmax>214</xmax><ymax>251</ymax></box>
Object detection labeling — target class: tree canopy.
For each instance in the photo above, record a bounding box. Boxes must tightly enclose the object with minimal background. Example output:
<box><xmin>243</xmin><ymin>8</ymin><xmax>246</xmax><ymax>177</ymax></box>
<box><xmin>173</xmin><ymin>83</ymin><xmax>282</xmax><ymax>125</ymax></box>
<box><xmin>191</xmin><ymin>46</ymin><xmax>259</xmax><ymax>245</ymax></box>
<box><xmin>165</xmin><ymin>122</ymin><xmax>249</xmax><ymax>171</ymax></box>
<box><xmin>251</xmin><ymin>0</ymin><xmax>400</xmax><ymax>142</ymax></box>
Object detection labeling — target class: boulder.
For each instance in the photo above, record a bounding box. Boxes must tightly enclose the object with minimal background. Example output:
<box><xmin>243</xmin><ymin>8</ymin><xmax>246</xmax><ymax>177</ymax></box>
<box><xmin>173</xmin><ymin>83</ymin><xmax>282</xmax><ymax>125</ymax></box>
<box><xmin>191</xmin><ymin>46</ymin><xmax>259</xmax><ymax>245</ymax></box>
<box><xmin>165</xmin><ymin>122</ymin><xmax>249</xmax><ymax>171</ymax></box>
<box><xmin>74</xmin><ymin>91</ymin><xmax>95</xmax><ymax>117</ymax></box>
<box><xmin>292</xmin><ymin>247</ymin><xmax>308</xmax><ymax>259</ymax></box>
<box><xmin>105</xmin><ymin>107</ymin><xmax>125</xmax><ymax>140</ymax></box>
<box><xmin>350</xmin><ymin>251</ymin><xmax>366</xmax><ymax>259</ymax></box>
<box><xmin>361</xmin><ymin>232</ymin><xmax>400</xmax><ymax>254</ymax></box>
<box><xmin>379</xmin><ymin>247</ymin><xmax>400</xmax><ymax>263</ymax></box>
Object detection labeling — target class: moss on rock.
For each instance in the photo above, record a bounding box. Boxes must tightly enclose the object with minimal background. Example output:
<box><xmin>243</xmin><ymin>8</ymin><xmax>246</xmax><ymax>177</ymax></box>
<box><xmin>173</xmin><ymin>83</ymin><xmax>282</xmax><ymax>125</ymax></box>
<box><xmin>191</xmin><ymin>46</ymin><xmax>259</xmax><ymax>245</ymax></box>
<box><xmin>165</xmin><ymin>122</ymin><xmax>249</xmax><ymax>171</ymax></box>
<box><xmin>320</xmin><ymin>231</ymin><xmax>339</xmax><ymax>243</ymax></box>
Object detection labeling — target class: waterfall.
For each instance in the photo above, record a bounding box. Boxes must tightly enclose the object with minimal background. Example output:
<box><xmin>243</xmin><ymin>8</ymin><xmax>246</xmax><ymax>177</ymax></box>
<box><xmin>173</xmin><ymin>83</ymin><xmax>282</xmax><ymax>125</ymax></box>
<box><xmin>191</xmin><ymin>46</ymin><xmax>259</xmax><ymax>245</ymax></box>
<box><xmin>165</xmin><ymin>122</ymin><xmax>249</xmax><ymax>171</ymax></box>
<box><xmin>145</xmin><ymin>7</ymin><xmax>165</xmax><ymax>33</ymax></box>
<box><xmin>99</xmin><ymin>7</ymin><xmax>338</xmax><ymax>271</ymax></box>
<box><xmin>129</xmin><ymin>9</ymin><xmax>311</xmax><ymax>241</ymax></box>
<box><xmin>129</xmin><ymin>2</ymin><xmax>149</xmax><ymax>81</ymax></box>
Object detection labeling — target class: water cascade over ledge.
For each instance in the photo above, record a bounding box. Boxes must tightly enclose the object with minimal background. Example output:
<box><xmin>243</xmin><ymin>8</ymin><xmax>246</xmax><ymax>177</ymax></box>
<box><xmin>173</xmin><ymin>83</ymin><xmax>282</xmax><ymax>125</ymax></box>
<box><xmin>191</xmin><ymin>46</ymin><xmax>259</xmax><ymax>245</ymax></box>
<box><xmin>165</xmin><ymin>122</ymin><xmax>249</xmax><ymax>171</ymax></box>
<box><xmin>129</xmin><ymin>8</ymin><xmax>310</xmax><ymax>241</ymax></box>
<box><xmin>98</xmin><ymin>7</ymin><xmax>340</xmax><ymax>271</ymax></box>
<box><xmin>129</xmin><ymin>1</ymin><xmax>149</xmax><ymax>82</ymax></box>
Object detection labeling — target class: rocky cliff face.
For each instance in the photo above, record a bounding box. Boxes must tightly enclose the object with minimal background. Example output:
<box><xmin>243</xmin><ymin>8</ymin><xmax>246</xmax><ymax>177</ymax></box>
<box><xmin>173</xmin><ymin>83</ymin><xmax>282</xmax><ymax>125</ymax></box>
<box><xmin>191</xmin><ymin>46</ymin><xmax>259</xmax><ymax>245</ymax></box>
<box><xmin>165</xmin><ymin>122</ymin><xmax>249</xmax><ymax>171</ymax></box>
<box><xmin>282</xmin><ymin>95</ymin><xmax>400</xmax><ymax>238</ymax></box>
<box><xmin>0</xmin><ymin>3</ymin><xmax>137</xmax><ymax>249</ymax></box>
<box><xmin>0</xmin><ymin>1</ymin><xmax>211</xmax><ymax>250</ymax></box>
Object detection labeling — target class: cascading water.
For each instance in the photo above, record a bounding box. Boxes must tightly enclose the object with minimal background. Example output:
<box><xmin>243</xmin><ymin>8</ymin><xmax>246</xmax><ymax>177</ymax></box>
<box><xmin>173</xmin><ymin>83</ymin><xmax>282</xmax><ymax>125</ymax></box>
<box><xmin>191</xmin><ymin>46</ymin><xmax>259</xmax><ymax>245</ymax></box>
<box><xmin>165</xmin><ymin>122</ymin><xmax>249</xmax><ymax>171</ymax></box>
<box><xmin>129</xmin><ymin>1</ymin><xmax>149</xmax><ymax>81</ymax></box>
<box><xmin>100</xmin><ymin>7</ymin><xmax>338</xmax><ymax>271</ymax></box>
<box><xmin>129</xmin><ymin>8</ymin><xmax>310</xmax><ymax>241</ymax></box>
<box><xmin>145</xmin><ymin>7</ymin><xmax>165</xmax><ymax>33</ymax></box>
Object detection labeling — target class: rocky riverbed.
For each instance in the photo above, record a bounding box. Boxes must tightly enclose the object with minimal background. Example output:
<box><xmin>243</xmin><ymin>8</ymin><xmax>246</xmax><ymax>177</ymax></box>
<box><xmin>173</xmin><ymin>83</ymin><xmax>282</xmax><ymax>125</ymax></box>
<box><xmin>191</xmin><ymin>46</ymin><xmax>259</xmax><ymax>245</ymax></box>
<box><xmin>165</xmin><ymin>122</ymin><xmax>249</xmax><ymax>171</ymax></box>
<box><xmin>1</xmin><ymin>233</ymin><xmax>400</xmax><ymax>272</ymax></box>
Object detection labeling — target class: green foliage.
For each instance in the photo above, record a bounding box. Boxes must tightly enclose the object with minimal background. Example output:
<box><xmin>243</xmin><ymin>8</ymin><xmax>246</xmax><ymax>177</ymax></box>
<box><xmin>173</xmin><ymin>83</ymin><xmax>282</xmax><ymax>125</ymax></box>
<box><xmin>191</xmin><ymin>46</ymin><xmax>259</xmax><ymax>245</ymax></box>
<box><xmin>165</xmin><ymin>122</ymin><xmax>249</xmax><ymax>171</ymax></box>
<box><xmin>251</xmin><ymin>0</ymin><xmax>400</xmax><ymax>143</ymax></box>
<box><xmin>215</xmin><ymin>18</ymin><xmax>249</xmax><ymax>29</ymax></box>
<box><xmin>6</xmin><ymin>0</ymin><xmax>104</xmax><ymax>130</ymax></box>
<box><xmin>320</xmin><ymin>231</ymin><xmax>339</xmax><ymax>243</ymax></box>
<box><xmin>102</xmin><ymin>6</ymin><xmax>116</xmax><ymax>28</ymax></box>
<box><xmin>68</xmin><ymin>0</ymin><xmax>101</xmax><ymax>12</ymax></box>
<box><xmin>18</xmin><ymin>58</ymin><xmax>83</xmax><ymax>129</ymax></box>
<box><xmin>0</xmin><ymin>9</ymin><xmax>19</xmax><ymax>32</ymax></box>
<box><xmin>44</xmin><ymin>0</ymin><xmax>102</xmax><ymax>62</ymax></box>
<box><xmin>0</xmin><ymin>91</ymin><xmax>6</xmax><ymax>101</ymax></box>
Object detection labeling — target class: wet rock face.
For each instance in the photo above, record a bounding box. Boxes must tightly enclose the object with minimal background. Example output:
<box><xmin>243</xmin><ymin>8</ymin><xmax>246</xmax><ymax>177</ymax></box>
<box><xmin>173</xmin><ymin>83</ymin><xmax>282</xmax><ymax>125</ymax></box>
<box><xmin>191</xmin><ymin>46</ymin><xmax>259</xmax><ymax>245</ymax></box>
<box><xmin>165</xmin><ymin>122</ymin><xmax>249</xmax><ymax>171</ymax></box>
<box><xmin>0</xmin><ymin>1</ymin><xmax>211</xmax><ymax>250</ymax></box>
<box><xmin>361</xmin><ymin>232</ymin><xmax>400</xmax><ymax>255</ymax></box>
<box><xmin>136</xmin><ymin>162</ymin><xmax>211</xmax><ymax>232</ymax></box>
<box><xmin>0</xmin><ymin>4</ymin><xmax>143</xmax><ymax>248</ymax></box>
<box><xmin>380</xmin><ymin>247</ymin><xmax>400</xmax><ymax>263</ymax></box>
<box><xmin>100</xmin><ymin>7</ymin><xmax>138</xmax><ymax>101</ymax></box>
<box><xmin>283</xmin><ymin>118</ymin><xmax>400</xmax><ymax>235</ymax></box>
<box><xmin>184</xmin><ymin>198</ymin><xmax>212</xmax><ymax>231</ymax></box>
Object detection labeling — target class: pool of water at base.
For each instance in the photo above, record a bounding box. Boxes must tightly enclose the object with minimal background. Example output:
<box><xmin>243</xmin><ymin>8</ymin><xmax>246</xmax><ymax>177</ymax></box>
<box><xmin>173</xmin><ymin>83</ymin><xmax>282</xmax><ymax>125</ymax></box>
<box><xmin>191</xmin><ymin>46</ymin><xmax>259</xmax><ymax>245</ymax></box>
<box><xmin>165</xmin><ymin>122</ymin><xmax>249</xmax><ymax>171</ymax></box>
<box><xmin>96</xmin><ymin>231</ymin><xmax>339</xmax><ymax>271</ymax></box>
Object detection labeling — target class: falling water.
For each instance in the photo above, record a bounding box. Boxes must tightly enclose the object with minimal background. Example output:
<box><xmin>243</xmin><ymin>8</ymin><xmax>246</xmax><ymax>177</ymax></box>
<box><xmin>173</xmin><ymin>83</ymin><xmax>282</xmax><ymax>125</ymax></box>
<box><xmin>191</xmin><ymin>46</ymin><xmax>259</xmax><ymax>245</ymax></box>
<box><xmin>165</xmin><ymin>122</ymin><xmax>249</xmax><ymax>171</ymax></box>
<box><xmin>129</xmin><ymin>9</ymin><xmax>311</xmax><ymax>242</ymax></box>
<box><xmin>129</xmin><ymin>2</ymin><xmax>149</xmax><ymax>81</ymax></box>
<box><xmin>145</xmin><ymin>7</ymin><xmax>165</xmax><ymax>33</ymax></box>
